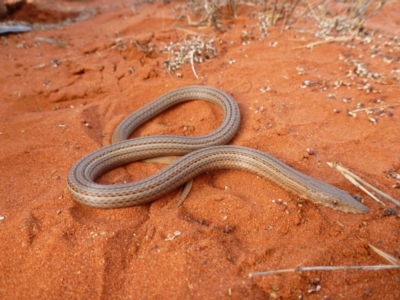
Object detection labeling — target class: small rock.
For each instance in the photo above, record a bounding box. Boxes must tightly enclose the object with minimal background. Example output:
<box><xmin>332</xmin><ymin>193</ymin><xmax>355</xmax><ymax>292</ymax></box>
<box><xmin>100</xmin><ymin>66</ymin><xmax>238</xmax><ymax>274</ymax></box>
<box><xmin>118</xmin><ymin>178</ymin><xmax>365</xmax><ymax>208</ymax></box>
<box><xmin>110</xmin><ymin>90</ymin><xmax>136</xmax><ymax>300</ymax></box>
<box><xmin>382</xmin><ymin>207</ymin><xmax>397</xmax><ymax>216</ymax></box>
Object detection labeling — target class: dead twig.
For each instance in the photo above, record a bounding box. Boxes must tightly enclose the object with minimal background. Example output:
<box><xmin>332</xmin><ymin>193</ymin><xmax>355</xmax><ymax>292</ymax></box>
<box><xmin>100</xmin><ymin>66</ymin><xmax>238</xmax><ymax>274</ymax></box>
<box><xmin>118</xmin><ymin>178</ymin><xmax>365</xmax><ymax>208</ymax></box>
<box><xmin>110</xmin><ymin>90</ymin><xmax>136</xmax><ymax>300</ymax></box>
<box><xmin>348</xmin><ymin>103</ymin><xmax>400</xmax><ymax>114</ymax></box>
<box><xmin>293</xmin><ymin>34</ymin><xmax>355</xmax><ymax>49</ymax></box>
<box><xmin>250</xmin><ymin>244</ymin><xmax>399</xmax><ymax>277</ymax></box>
<box><xmin>189</xmin><ymin>49</ymin><xmax>199</xmax><ymax>79</ymax></box>
<box><xmin>34</xmin><ymin>37</ymin><xmax>69</xmax><ymax>48</ymax></box>
<box><xmin>249</xmin><ymin>264</ymin><xmax>399</xmax><ymax>277</ymax></box>
<box><xmin>290</xmin><ymin>0</ymin><xmax>327</xmax><ymax>26</ymax></box>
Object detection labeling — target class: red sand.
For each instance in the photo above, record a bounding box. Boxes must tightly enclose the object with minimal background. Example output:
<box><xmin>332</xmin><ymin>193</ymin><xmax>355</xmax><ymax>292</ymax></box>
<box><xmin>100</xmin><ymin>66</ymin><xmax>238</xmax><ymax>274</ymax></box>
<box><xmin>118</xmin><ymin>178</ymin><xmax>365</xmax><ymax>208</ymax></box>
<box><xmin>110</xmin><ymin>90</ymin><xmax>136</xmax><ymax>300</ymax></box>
<box><xmin>0</xmin><ymin>1</ymin><xmax>399</xmax><ymax>299</ymax></box>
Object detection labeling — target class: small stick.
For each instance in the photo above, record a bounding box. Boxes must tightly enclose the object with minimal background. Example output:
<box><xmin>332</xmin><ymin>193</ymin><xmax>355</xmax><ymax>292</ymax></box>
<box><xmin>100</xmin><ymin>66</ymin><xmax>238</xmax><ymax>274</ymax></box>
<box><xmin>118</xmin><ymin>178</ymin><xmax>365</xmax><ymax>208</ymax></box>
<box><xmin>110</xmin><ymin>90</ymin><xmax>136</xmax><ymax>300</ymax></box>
<box><xmin>175</xmin><ymin>27</ymin><xmax>209</xmax><ymax>36</ymax></box>
<box><xmin>293</xmin><ymin>35</ymin><xmax>354</xmax><ymax>49</ymax></box>
<box><xmin>307</xmin><ymin>0</ymin><xmax>320</xmax><ymax>22</ymax></box>
<box><xmin>133</xmin><ymin>39</ymin><xmax>148</xmax><ymax>52</ymax></box>
<box><xmin>32</xmin><ymin>56</ymin><xmax>82</xmax><ymax>69</ymax></box>
<box><xmin>349</xmin><ymin>103</ymin><xmax>400</xmax><ymax>114</ymax></box>
<box><xmin>189</xmin><ymin>50</ymin><xmax>199</xmax><ymax>79</ymax></box>
<box><xmin>271</xmin><ymin>0</ymin><xmax>278</xmax><ymax>27</ymax></box>
<box><xmin>290</xmin><ymin>0</ymin><xmax>327</xmax><ymax>26</ymax></box>
<box><xmin>360</xmin><ymin>0</ymin><xmax>387</xmax><ymax>24</ymax></box>
<box><xmin>250</xmin><ymin>244</ymin><xmax>399</xmax><ymax>277</ymax></box>
<box><xmin>280</xmin><ymin>10</ymin><xmax>288</xmax><ymax>34</ymax></box>
<box><xmin>249</xmin><ymin>264</ymin><xmax>400</xmax><ymax>277</ymax></box>
<box><xmin>277</xmin><ymin>0</ymin><xmax>289</xmax><ymax>26</ymax></box>
<box><xmin>34</xmin><ymin>37</ymin><xmax>69</xmax><ymax>48</ymax></box>
<box><xmin>281</xmin><ymin>0</ymin><xmax>300</xmax><ymax>32</ymax></box>
<box><xmin>185</xmin><ymin>14</ymin><xmax>211</xmax><ymax>27</ymax></box>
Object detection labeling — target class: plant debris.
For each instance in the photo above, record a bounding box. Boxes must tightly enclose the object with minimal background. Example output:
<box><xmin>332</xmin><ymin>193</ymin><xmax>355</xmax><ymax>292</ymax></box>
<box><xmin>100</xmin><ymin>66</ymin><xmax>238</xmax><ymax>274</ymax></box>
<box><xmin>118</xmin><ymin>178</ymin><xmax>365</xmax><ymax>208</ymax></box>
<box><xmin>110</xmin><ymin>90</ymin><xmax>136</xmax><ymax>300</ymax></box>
<box><xmin>162</xmin><ymin>35</ymin><xmax>217</xmax><ymax>78</ymax></box>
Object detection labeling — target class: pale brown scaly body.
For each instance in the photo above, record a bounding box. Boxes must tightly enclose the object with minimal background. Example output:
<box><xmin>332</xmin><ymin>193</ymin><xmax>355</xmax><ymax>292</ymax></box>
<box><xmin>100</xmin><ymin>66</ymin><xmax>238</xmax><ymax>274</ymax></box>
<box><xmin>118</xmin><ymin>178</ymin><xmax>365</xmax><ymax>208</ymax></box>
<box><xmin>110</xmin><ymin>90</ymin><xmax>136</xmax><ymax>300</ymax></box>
<box><xmin>67</xmin><ymin>86</ymin><xmax>369</xmax><ymax>214</ymax></box>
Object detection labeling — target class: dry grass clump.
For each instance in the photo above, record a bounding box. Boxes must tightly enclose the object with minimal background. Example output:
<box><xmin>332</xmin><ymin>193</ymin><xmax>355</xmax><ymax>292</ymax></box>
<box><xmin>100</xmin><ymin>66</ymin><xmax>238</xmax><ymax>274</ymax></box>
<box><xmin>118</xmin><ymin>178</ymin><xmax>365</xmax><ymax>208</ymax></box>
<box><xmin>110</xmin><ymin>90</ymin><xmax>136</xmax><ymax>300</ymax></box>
<box><xmin>302</xmin><ymin>0</ymin><xmax>387</xmax><ymax>37</ymax></box>
<box><xmin>183</xmin><ymin>0</ymin><xmax>387</xmax><ymax>35</ymax></box>
<box><xmin>162</xmin><ymin>1</ymin><xmax>388</xmax><ymax>76</ymax></box>
<box><xmin>162</xmin><ymin>35</ymin><xmax>217</xmax><ymax>78</ymax></box>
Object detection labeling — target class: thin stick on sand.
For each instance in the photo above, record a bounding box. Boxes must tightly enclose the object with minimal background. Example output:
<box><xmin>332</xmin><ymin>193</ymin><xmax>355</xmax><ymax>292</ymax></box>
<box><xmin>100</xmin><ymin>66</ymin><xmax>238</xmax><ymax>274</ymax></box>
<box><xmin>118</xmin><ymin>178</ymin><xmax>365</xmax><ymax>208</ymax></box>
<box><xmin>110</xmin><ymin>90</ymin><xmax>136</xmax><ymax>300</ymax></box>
<box><xmin>250</xmin><ymin>245</ymin><xmax>400</xmax><ymax>277</ymax></box>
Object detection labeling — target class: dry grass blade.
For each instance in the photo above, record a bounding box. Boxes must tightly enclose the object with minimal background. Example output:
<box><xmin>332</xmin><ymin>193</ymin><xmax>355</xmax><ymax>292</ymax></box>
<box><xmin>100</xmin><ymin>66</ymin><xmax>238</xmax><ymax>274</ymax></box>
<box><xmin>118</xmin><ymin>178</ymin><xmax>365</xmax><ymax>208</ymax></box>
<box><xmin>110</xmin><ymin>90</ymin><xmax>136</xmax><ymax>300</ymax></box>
<box><xmin>189</xmin><ymin>49</ymin><xmax>199</xmax><ymax>79</ymax></box>
<box><xmin>353</xmin><ymin>0</ymin><xmax>387</xmax><ymax>26</ymax></box>
<box><xmin>349</xmin><ymin>103</ymin><xmax>400</xmax><ymax>114</ymax></box>
<box><xmin>250</xmin><ymin>243</ymin><xmax>400</xmax><ymax>277</ymax></box>
<box><xmin>369</xmin><ymin>244</ymin><xmax>400</xmax><ymax>266</ymax></box>
<box><xmin>290</xmin><ymin>0</ymin><xmax>327</xmax><ymax>26</ymax></box>
<box><xmin>185</xmin><ymin>0</ymin><xmax>219</xmax><ymax>28</ymax></box>
<box><xmin>184</xmin><ymin>0</ymin><xmax>387</xmax><ymax>36</ymax></box>
<box><xmin>281</xmin><ymin>0</ymin><xmax>300</xmax><ymax>32</ymax></box>
<box><xmin>295</xmin><ymin>0</ymin><xmax>388</xmax><ymax>39</ymax></box>
<box><xmin>34</xmin><ymin>37</ymin><xmax>69</xmax><ymax>48</ymax></box>
<box><xmin>327</xmin><ymin>162</ymin><xmax>400</xmax><ymax>207</ymax></box>
<box><xmin>292</xmin><ymin>34</ymin><xmax>354</xmax><ymax>49</ymax></box>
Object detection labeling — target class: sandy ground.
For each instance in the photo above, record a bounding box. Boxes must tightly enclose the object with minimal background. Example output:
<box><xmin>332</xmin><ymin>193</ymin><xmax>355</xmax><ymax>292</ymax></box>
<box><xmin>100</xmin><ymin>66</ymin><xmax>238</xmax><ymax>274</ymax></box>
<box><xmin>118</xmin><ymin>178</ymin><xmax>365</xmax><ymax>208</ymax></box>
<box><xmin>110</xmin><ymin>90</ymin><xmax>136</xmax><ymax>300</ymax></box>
<box><xmin>0</xmin><ymin>0</ymin><xmax>399</xmax><ymax>299</ymax></box>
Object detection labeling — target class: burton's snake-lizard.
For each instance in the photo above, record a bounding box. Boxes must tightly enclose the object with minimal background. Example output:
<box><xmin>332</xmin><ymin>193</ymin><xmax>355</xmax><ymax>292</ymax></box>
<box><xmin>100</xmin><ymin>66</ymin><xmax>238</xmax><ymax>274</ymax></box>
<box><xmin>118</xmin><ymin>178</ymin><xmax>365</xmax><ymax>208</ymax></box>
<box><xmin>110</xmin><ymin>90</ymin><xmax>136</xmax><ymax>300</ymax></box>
<box><xmin>67</xmin><ymin>86</ymin><xmax>369</xmax><ymax>214</ymax></box>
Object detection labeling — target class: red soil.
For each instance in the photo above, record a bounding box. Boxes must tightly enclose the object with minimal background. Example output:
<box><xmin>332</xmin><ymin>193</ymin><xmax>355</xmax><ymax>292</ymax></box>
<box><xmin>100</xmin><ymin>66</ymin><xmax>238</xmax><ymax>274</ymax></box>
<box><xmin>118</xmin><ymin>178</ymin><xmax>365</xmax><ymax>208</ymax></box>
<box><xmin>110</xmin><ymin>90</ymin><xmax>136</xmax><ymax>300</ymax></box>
<box><xmin>0</xmin><ymin>1</ymin><xmax>399</xmax><ymax>299</ymax></box>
